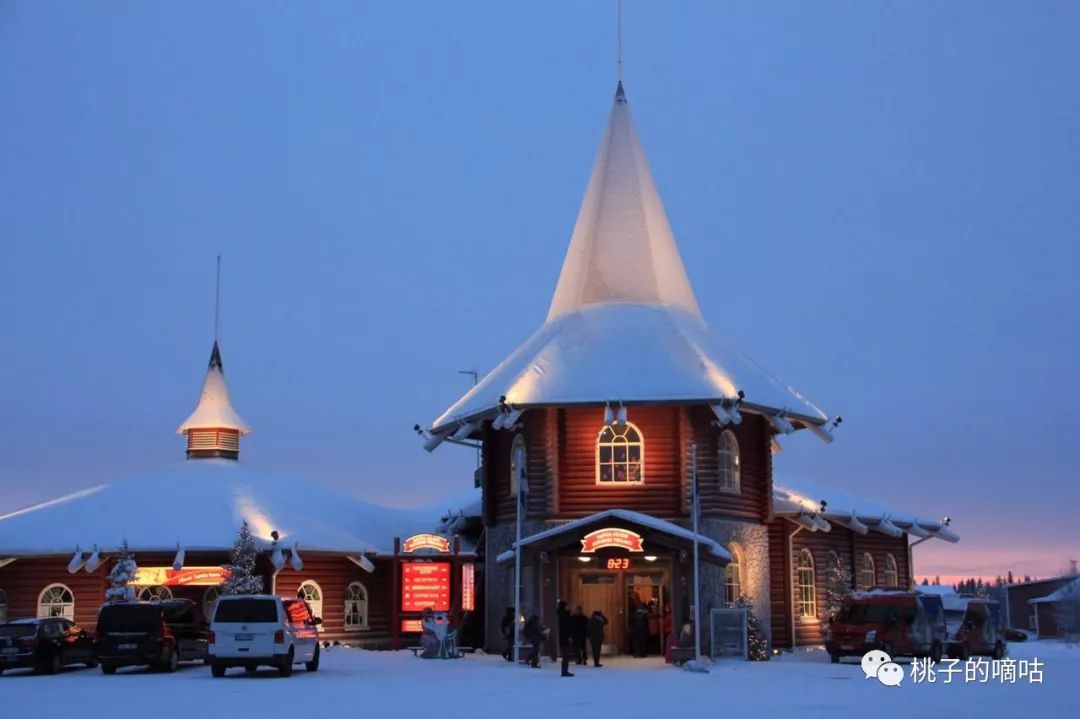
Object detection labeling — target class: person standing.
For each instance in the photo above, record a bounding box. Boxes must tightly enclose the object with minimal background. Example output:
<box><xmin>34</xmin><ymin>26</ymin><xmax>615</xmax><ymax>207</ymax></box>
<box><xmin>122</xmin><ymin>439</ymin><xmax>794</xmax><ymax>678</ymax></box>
<box><xmin>500</xmin><ymin>606</ymin><xmax>515</xmax><ymax>662</ymax></box>
<box><xmin>587</xmin><ymin>610</ymin><xmax>609</xmax><ymax>667</ymax></box>
<box><xmin>631</xmin><ymin>601</ymin><xmax>649</xmax><ymax>658</ymax></box>
<box><xmin>523</xmin><ymin>614</ymin><xmax>545</xmax><ymax>668</ymax></box>
<box><xmin>556</xmin><ymin>600</ymin><xmax>575</xmax><ymax>677</ymax></box>
<box><xmin>572</xmin><ymin>606</ymin><xmax>588</xmax><ymax>665</ymax></box>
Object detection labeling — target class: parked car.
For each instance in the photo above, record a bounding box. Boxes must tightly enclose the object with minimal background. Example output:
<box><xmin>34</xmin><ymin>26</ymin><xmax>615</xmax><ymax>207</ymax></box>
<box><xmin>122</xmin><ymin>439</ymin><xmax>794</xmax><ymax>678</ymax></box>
<box><xmin>826</xmin><ymin>591</ymin><xmax>944</xmax><ymax>663</ymax></box>
<box><xmin>208</xmin><ymin>595</ymin><xmax>320</xmax><ymax>677</ymax></box>
<box><xmin>96</xmin><ymin>599</ymin><xmax>207</xmax><ymax>673</ymax></box>
<box><xmin>948</xmin><ymin>599</ymin><xmax>1006</xmax><ymax>660</ymax></box>
<box><xmin>0</xmin><ymin>618</ymin><xmax>97</xmax><ymax>675</ymax></box>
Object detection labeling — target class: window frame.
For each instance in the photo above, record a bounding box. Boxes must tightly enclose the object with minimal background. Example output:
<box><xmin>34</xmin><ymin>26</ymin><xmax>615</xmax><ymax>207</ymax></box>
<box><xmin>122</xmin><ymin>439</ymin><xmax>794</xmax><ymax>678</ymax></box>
<box><xmin>725</xmin><ymin>543</ymin><xmax>744</xmax><ymax>606</ymax></box>
<box><xmin>859</xmin><ymin>553</ymin><xmax>877</xmax><ymax>590</ymax></box>
<box><xmin>883</xmin><ymin>554</ymin><xmax>899</xmax><ymax>587</ymax></box>
<box><xmin>297</xmin><ymin>580</ymin><xmax>324</xmax><ymax>622</ymax></box>
<box><xmin>717</xmin><ymin>429</ymin><xmax>742</xmax><ymax>493</ymax></box>
<box><xmin>344</xmin><ymin>581</ymin><xmax>370</xmax><ymax>631</ymax></box>
<box><xmin>137</xmin><ymin>585</ymin><xmax>173</xmax><ymax>602</ymax></box>
<box><xmin>796</xmin><ymin>549</ymin><xmax>817</xmax><ymax>619</ymax></box>
<box><xmin>38</xmin><ymin>583</ymin><xmax>75</xmax><ymax>620</ymax></box>
<box><xmin>509</xmin><ymin>433</ymin><xmax>526</xmax><ymax>498</ymax></box>
<box><xmin>595</xmin><ymin>422</ymin><xmax>645</xmax><ymax>485</ymax></box>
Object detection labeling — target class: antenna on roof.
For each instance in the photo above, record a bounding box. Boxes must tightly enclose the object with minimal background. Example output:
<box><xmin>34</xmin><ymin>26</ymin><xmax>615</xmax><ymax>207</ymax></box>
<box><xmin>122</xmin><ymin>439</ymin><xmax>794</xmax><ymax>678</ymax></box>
<box><xmin>617</xmin><ymin>0</ymin><xmax>623</xmax><ymax>83</ymax></box>
<box><xmin>214</xmin><ymin>254</ymin><xmax>222</xmax><ymax>343</ymax></box>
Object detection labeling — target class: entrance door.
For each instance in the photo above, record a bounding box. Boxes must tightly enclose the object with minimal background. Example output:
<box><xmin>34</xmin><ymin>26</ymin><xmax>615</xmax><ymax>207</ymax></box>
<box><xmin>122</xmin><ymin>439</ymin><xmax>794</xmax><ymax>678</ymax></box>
<box><xmin>627</xmin><ymin>573</ymin><xmax>666</xmax><ymax>656</ymax></box>
<box><xmin>576</xmin><ymin>574</ymin><xmax>622</xmax><ymax>654</ymax></box>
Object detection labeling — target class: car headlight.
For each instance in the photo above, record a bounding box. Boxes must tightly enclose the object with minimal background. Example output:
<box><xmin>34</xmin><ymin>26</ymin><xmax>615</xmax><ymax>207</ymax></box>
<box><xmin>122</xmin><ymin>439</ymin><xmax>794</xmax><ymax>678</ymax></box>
<box><xmin>865</xmin><ymin>630</ymin><xmax>877</xmax><ymax>642</ymax></box>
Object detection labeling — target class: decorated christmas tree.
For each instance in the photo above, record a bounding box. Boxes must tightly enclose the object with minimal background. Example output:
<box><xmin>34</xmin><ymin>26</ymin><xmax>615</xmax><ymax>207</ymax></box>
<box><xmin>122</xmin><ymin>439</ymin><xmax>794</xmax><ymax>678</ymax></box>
<box><xmin>734</xmin><ymin>595</ymin><xmax>770</xmax><ymax>661</ymax></box>
<box><xmin>105</xmin><ymin>539</ymin><xmax>138</xmax><ymax>602</ymax></box>
<box><xmin>220</xmin><ymin>520</ymin><xmax>264</xmax><ymax>595</ymax></box>
<box><xmin>824</xmin><ymin>553</ymin><xmax>854</xmax><ymax>616</ymax></box>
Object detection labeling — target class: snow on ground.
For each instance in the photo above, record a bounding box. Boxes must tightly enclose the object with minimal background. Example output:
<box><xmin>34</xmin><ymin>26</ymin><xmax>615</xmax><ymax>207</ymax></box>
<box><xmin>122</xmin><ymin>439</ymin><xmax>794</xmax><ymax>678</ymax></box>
<box><xmin>2</xmin><ymin>640</ymin><xmax>1073</xmax><ymax>718</ymax></box>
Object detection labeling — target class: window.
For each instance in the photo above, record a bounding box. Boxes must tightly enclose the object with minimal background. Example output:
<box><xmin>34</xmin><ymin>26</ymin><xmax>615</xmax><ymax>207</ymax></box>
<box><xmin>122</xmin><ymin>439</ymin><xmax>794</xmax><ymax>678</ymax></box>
<box><xmin>725</xmin><ymin>543</ymin><xmax>744</xmax><ymax>605</ymax></box>
<box><xmin>509</xmin><ymin>433</ymin><xmax>526</xmax><ymax>498</ymax></box>
<box><xmin>203</xmin><ymin>586</ymin><xmax>221</xmax><ymax>621</ymax></box>
<box><xmin>298</xmin><ymin>580</ymin><xmax>323</xmax><ymax>621</ymax></box>
<box><xmin>796</xmin><ymin>549</ymin><xmax>817</xmax><ymax>618</ymax></box>
<box><xmin>38</xmin><ymin>584</ymin><xmax>74</xmax><ymax>620</ymax></box>
<box><xmin>596</xmin><ymin>422</ymin><xmax>644</xmax><ymax>484</ymax></box>
<box><xmin>345</xmin><ymin>582</ymin><xmax>369</xmax><ymax>631</ymax></box>
<box><xmin>213</xmin><ymin>598</ymin><xmax>277</xmax><ymax>623</ymax></box>
<box><xmin>0</xmin><ymin>589</ymin><xmax>6</xmax><ymax>623</ymax></box>
<box><xmin>718</xmin><ymin>430</ymin><xmax>741</xmax><ymax>492</ymax></box>
<box><xmin>137</xmin><ymin>585</ymin><xmax>173</xmax><ymax>602</ymax></box>
<box><xmin>884</xmin><ymin>554</ymin><xmax>899</xmax><ymax>587</ymax></box>
<box><xmin>859</xmin><ymin>553</ymin><xmax>876</xmax><ymax>590</ymax></box>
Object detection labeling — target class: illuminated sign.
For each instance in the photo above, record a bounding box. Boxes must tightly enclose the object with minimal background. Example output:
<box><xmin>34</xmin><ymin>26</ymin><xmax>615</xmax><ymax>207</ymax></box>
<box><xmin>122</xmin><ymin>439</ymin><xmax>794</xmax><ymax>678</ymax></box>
<box><xmin>402</xmin><ymin>533</ymin><xmax>451</xmax><ymax>554</ymax></box>
<box><xmin>401</xmin><ymin>562</ymin><xmax>451</xmax><ymax>612</ymax></box>
<box><xmin>131</xmin><ymin>567</ymin><xmax>230</xmax><ymax>587</ymax></box>
<box><xmin>401</xmin><ymin>619</ymin><xmax>423</xmax><ymax>633</ymax></box>
<box><xmin>580</xmin><ymin>528</ymin><xmax>644</xmax><ymax>554</ymax></box>
<box><xmin>462</xmin><ymin>563</ymin><xmax>476</xmax><ymax>611</ymax></box>
<box><xmin>606</xmin><ymin>558</ymin><xmax>631</xmax><ymax>570</ymax></box>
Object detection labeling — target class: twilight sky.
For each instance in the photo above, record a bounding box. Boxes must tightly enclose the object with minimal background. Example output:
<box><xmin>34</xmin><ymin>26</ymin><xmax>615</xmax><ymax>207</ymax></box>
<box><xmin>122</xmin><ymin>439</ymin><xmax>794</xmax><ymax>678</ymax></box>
<box><xmin>1</xmin><ymin>2</ymin><xmax>1077</xmax><ymax>581</ymax></box>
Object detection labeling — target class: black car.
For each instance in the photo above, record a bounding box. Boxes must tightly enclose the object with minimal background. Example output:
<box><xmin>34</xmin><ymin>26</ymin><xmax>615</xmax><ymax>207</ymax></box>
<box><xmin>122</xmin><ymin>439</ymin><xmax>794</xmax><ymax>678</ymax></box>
<box><xmin>0</xmin><ymin>617</ymin><xmax>97</xmax><ymax>675</ymax></box>
<box><xmin>96</xmin><ymin>599</ymin><xmax>209</xmax><ymax>674</ymax></box>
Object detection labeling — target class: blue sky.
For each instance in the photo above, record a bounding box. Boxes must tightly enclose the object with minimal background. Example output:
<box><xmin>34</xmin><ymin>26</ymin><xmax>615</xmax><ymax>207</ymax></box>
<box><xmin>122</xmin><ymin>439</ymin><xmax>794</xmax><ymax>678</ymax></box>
<box><xmin>1</xmin><ymin>2</ymin><xmax>1077</xmax><ymax>579</ymax></box>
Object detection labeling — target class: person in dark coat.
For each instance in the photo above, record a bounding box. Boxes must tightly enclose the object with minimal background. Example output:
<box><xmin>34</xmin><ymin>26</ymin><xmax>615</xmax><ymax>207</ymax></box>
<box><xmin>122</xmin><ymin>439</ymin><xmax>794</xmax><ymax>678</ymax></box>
<box><xmin>556</xmin><ymin>600</ymin><xmax>574</xmax><ymax>677</ymax></box>
<box><xmin>572</xmin><ymin>606</ymin><xmax>588</xmax><ymax>665</ymax></box>
<box><xmin>587</xmin><ymin>610</ymin><xmax>609</xmax><ymax>667</ymax></box>
<box><xmin>631</xmin><ymin>601</ymin><xmax>649</xmax><ymax>658</ymax></box>
<box><xmin>500</xmin><ymin>607</ymin><xmax>515</xmax><ymax>661</ymax></box>
<box><xmin>522</xmin><ymin>615</ymin><xmax>545</xmax><ymax>668</ymax></box>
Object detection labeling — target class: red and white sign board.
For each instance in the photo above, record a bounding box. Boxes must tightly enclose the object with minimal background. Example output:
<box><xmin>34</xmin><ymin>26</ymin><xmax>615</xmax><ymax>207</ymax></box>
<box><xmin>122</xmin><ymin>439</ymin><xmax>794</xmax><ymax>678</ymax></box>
<box><xmin>402</xmin><ymin>533</ymin><xmax>451</xmax><ymax>554</ymax></box>
<box><xmin>461</xmin><ymin>563</ymin><xmax>476</xmax><ymax>611</ymax></box>
<box><xmin>401</xmin><ymin>562</ymin><xmax>451</xmax><ymax>612</ymax></box>
<box><xmin>132</xmin><ymin>567</ymin><xmax>231</xmax><ymax>587</ymax></box>
<box><xmin>401</xmin><ymin>619</ymin><xmax>423</xmax><ymax>633</ymax></box>
<box><xmin>580</xmin><ymin>528</ymin><xmax>644</xmax><ymax>553</ymax></box>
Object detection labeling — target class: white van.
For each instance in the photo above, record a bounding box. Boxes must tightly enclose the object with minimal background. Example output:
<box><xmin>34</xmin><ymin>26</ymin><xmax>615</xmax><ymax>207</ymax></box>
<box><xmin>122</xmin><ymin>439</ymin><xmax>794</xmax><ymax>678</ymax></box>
<box><xmin>208</xmin><ymin>595</ymin><xmax>320</xmax><ymax>677</ymax></box>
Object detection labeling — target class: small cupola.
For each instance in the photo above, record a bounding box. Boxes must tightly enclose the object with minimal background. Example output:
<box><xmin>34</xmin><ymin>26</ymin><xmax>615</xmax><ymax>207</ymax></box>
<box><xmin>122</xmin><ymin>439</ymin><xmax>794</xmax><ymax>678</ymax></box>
<box><xmin>177</xmin><ymin>341</ymin><xmax>252</xmax><ymax>459</ymax></box>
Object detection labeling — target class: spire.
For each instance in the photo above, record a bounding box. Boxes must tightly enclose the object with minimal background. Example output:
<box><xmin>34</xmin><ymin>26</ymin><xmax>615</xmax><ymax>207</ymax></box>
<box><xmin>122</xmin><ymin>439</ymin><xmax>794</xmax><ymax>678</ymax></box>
<box><xmin>177</xmin><ymin>341</ymin><xmax>252</xmax><ymax>459</ymax></box>
<box><xmin>546</xmin><ymin>83</ymin><xmax>701</xmax><ymax>321</ymax></box>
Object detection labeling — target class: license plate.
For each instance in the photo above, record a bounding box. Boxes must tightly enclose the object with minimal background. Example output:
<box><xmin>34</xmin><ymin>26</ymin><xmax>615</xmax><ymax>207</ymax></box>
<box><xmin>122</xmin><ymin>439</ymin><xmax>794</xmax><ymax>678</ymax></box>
<box><xmin>234</xmin><ymin>633</ymin><xmax>254</xmax><ymax>641</ymax></box>
<box><xmin>1</xmin><ymin>647</ymin><xmax>18</xmax><ymax>654</ymax></box>
<box><xmin>841</xmin><ymin>644</ymin><xmax>855</xmax><ymax>651</ymax></box>
<box><xmin>119</xmin><ymin>643</ymin><xmax>137</xmax><ymax>650</ymax></box>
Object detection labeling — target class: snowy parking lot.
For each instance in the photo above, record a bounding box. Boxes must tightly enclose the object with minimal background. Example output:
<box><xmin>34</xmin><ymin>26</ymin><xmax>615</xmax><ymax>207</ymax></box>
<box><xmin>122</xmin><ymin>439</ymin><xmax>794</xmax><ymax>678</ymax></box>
<box><xmin>2</xmin><ymin>640</ymin><xmax>1073</xmax><ymax>718</ymax></box>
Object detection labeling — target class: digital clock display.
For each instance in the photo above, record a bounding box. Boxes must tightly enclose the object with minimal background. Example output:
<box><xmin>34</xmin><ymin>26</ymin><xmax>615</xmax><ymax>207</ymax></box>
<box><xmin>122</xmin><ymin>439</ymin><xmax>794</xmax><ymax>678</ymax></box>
<box><xmin>606</xmin><ymin>557</ymin><xmax>630</xmax><ymax>570</ymax></box>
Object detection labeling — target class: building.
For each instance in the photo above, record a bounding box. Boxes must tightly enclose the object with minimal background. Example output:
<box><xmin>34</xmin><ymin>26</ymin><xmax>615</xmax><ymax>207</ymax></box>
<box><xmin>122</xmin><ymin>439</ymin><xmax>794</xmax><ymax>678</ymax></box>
<box><xmin>421</xmin><ymin>81</ymin><xmax>958</xmax><ymax>655</ymax></box>
<box><xmin>1029</xmin><ymin>577</ymin><xmax>1080</xmax><ymax>638</ymax></box>
<box><xmin>1000</xmin><ymin>575</ymin><xmax>1079</xmax><ymax>635</ymax></box>
<box><xmin>0</xmin><ymin>340</ymin><xmax>482</xmax><ymax>648</ymax></box>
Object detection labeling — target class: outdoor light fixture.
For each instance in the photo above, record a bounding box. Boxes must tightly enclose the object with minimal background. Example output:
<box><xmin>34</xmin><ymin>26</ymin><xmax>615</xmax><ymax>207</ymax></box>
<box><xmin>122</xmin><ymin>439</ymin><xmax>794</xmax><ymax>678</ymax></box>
<box><xmin>577</xmin><ymin>556</ymin><xmax>591</xmax><ymax>563</ymax></box>
<box><xmin>644</xmin><ymin>555</ymin><xmax>657</xmax><ymax>562</ymax></box>
<box><xmin>943</xmin><ymin>516</ymin><xmax>951</xmax><ymax>526</ymax></box>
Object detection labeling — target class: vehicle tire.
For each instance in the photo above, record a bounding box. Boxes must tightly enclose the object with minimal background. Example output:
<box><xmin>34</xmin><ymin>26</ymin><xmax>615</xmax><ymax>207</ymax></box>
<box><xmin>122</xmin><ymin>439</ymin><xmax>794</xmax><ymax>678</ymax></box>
<box><xmin>211</xmin><ymin>663</ymin><xmax>226</xmax><ymax>678</ymax></box>
<box><xmin>41</xmin><ymin>652</ymin><xmax>62</xmax><ymax>675</ymax></box>
<box><xmin>245</xmin><ymin>664</ymin><xmax>257</xmax><ymax>674</ymax></box>
<box><xmin>101</xmin><ymin>663</ymin><xmax>117</xmax><ymax>675</ymax></box>
<box><xmin>930</xmin><ymin>642</ymin><xmax>943</xmax><ymax>664</ymax></box>
<box><xmin>162</xmin><ymin>649</ymin><xmax>179</xmax><ymax>673</ymax></box>
<box><xmin>992</xmin><ymin>642</ymin><xmax>1004</xmax><ymax>661</ymax></box>
<box><xmin>85</xmin><ymin>657</ymin><xmax>99</xmax><ymax>669</ymax></box>
<box><xmin>957</xmin><ymin>644</ymin><xmax>970</xmax><ymax>662</ymax></box>
<box><xmin>278</xmin><ymin>648</ymin><xmax>294</xmax><ymax>678</ymax></box>
<box><xmin>881</xmin><ymin>642</ymin><xmax>894</xmax><ymax>658</ymax></box>
<box><xmin>829</xmin><ymin>653</ymin><xmax>840</xmax><ymax>664</ymax></box>
<box><xmin>305</xmin><ymin>645</ymin><xmax>320</xmax><ymax>672</ymax></box>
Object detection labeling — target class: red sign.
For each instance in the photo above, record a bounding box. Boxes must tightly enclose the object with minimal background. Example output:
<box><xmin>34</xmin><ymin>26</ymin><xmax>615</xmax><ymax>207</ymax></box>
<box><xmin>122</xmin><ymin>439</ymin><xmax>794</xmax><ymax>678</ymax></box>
<box><xmin>461</xmin><ymin>563</ymin><xmax>476</xmax><ymax>611</ymax></box>
<box><xmin>401</xmin><ymin>562</ymin><xmax>451</xmax><ymax>612</ymax></box>
<box><xmin>402</xmin><ymin>533</ymin><xmax>451</xmax><ymax>554</ymax></box>
<box><xmin>132</xmin><ymin>567</ymin><xmax>231</xmax><ymax>587</ymax></box>
<box><xmin>401</xmin><ymin>619</ymin><xmax>423</xmax><ymax>633</ymax></box>
<box><xmin>580</xmin><ymin>528</ymin><xmax>644</xmax><ymax>553</ymax></box>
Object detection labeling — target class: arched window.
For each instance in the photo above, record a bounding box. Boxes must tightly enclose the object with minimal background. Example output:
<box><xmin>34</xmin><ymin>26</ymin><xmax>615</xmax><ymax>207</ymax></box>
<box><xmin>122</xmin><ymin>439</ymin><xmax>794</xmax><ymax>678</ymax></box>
<box><xmin>298</xmin><ymin>580</ymin><xmax>323</xmax><ymax>622</ymax></box>
<box><xmin>859</xmin><ymin>553</ymin><xmax>876</xmax><ymax>590</ymax></box>
<box><xmin>796</xmin><ymin>549</ymin><xmax>817</xmax><ymax>618</ymax></box>
<box><xmin>38</xmin><ymin>584</ymin><xmax>75</xmax><ymax>620</ymax></box>
<box><xmin>509</xmin><ymin>433</ymin><xmax>526</xmax><ymax>498</ymax></box>
<box><xmin>884</xmin><ymin>554</ymin><xmax>899</xmax><ymax>587</ymax></box>
<box><xmin>725</xmin><ymin>543</ymin><xmax>744</xmax><ymax>605</ymax></box>
<box><xmin>718</xmin><ymin>430</ymin><xmax>741</xmax><ymax>492</ymax></box>
<box><xmin>203</xmin><ymin>587</ymin><xmax>221</xmax><ymax>622</ymax></box>
<box><xmin>596</xmin><ymin>423</ymin><xmax>644</xmax><ymax>484</ymax></box>
<box><xmin>0</xmin><ymin>588</ymin><xmax>7</xmax><ymax>623</ymax></box>
<box><xmin>344</xmin><ymin>582</ymin><xmax>369</xmax><ymax>631</ymax></box>
<box><xmin>138</xmin><ymin>585</ymin><xmax>173</xmax><ymax>602</ymax></box>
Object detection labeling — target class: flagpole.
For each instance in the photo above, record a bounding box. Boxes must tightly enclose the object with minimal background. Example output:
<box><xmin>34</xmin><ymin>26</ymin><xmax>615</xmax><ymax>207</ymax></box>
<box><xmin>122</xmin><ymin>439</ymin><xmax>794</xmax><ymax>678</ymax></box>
<box><xmin>691</xmin><ymin>443</ymin><xmax>702</xmax><ymax>663</ymax></box>
<box><xmin>513</xmin><ymin>444</ymin><xmax>525</xmax><ymax>665</ymax></box>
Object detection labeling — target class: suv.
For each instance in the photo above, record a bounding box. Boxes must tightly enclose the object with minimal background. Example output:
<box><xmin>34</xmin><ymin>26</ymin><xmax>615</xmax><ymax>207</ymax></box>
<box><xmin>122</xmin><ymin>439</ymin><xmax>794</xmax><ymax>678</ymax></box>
<box><xmin>208</xmin><ymin>595</ymin><xmax>320</xmax><ymax>677</ymax></box>
<box><xmin>826</xmin><ymin>591</ymin><xmax>944</xmax><ymax>663</ymax></box>
<box><xmin>0</xmin><ymin>618</ymin><xmax>97</xmax><ymax>675</ymax></box>
<box><xmin>96</xmin><ymin>600</ymin><xmax>206</xmax><ymax>673</ymax></box>
<box><xmin>948</xmin><ymin>599</ymin><xmax>1006</xmax><ymax>660</ymax></box>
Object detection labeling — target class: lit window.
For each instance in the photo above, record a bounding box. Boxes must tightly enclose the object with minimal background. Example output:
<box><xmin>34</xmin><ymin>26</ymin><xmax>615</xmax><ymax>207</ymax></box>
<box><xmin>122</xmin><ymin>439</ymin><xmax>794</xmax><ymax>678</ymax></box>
<box><xmin>509</xmin><ymin>434</ymin><xmax>526</xmax><ymax>498</ymax></box>
<box><xmin>203</xmin><ymin>587</ymin><xmax>221</xmax><ymax>621</ymax></box>
<box><xmin>796</xmin><ymin>549</ymin><xmax>816</xmax><ymax>618</ymax></box>
<box><xmin>596</xmin><ymin>423</ymin><xmax>644</xmax><ymax>484</ymax></box>
<box><xmin>138</xmin><ymin>585</ymin><xmax>173</xmax><ymax>602</ymax></box>
<box><xmin>298</xmin><ymin>580</ymin><xmax>323</xmax><ymax>621</ymax></box>
<box><xmin>859</xmin><ymin>553</ymin><xmax>876</xmax><ymax>590</ymax></box>
<box><xmin>345</xmin><ymin>582</ymin><xmax>369</xmax><ymax>631</ymax></box>
<box><xmin>0</xmin><ymin>588</ymin><xmax>7</xmax><ymax>622</ymax></box>
<box><xmin>725</xmin><ymin>544</ymin><xmax>744</xmax><ymax>605</ymax></box>
<box><xmin>718</xmin><ymin>430</ymin><xmax>741</xmax><ymax>492</ymax></box>
<box><xmin>884</xmin><ymin>554</ymin><xmax>899</xmax><ymax>587</ymax></box>
<box><xmin>38</xmin><ymin>584</ymin><xmax>75</xmax><ymax>620</ymax></box>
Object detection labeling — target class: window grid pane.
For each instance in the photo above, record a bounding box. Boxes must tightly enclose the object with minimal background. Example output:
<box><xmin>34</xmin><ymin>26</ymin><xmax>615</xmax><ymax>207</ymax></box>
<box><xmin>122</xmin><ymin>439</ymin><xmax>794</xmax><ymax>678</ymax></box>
<box><xmin>596</xmin><ymin>424</ymin><xmax>644</xmax><ymax>484</ymax></box>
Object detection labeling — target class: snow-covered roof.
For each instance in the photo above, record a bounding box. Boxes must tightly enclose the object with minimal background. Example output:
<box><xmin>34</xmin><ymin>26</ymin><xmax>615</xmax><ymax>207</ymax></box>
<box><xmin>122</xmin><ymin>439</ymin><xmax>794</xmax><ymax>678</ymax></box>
<box><xmin>429</xmin><ymin>83</ymin><xmax>828</xmax><ymax>435</ymax></box>
<box><xmin>773</xmin><ymin>475</ymin><xmax>959</xmax><ymax>543</ymax></box>
<box><xmin>916</xmin><ymin>586</ymin><xmax>970</xmax><ymax>612</ymax></box>
<box><xmin>177</xmin><ymin>342</ymin><xmax>251</xmax><ymax>435</ymax></box>
<box><xmin>1031</xmin><ymin>576</ymin><xmax>1080</xmax><ymax>604</ymax></box>
<box><xmin>0</xmin><ymin>460</ymin><xmax>474</xmax><ymax>558</ymax></box>
<box><xmin>494</xmin><ymin>508</ymin><xmax>731</xmax><ymax>563</ymax></box>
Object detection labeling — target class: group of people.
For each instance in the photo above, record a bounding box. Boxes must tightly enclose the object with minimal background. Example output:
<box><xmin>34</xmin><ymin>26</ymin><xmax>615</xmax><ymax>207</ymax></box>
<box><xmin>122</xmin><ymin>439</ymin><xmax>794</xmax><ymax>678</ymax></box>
<box><xmin>501</xmin><ymin>601</ymin><xmax>609</xmax><ymax>677</ymax></box>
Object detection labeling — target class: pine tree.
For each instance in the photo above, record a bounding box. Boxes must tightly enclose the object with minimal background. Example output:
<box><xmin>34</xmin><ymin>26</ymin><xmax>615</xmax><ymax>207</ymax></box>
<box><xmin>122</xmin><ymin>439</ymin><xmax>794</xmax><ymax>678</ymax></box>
<box><xmin>105</xmin><ymin>539</ymin><xmax>138</xmax><ymax>603</ymax></box>
<box><xmin>1006</xmin><ymin>571</ymin><xmax>1015</xmax><ymax>585</ymax></box>
<box><xmin>734</xmin><ymin>595</ymin><xmax>770</xmax><ymax>661</ymax></box>
<box><xmin>220</xmin><ymin>521</ymin><xmax>264</xmax><ymax>595</ymax></box>
<box><xmin>823</xmin><ymin>553</ymin><xmax>853</xmax><ymax>616</ymax></box>
<box><xmin>934</xmin><ymin>575</ymin><xmax>941</xmax><ymax>586</ymax></box>
<box><xmin>920</xmin><ymin>577</ymin><xmax>929</xmax><ymax>586</ymax></box>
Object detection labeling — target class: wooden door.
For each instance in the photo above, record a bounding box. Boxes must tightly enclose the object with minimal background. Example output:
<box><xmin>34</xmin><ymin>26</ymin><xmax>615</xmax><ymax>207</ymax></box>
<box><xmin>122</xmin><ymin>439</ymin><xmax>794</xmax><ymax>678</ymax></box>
<box><xmin>576</xmin><ymin>574</ymin><xmax>622</xmax><ymax>654</ymax></box>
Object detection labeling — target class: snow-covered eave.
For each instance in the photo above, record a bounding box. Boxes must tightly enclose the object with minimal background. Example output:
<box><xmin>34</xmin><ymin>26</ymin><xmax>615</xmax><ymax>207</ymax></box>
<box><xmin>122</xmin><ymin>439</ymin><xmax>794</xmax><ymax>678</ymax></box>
<box><xmin>773</xmin><ymin>491</ymin><xmax>958</xmax><ymax>543</ymax></box>
<box><xmin>0</xmin><ymin>542</ymin><xmax>382</xmax><ymax>560</ymax></box>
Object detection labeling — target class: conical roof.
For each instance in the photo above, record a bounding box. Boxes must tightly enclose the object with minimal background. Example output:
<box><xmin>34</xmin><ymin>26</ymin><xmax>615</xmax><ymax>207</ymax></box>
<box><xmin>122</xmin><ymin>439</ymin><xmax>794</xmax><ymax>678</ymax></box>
<box><xmin>430</xmin><ymin>84</ymin><xmax>828</xmax><ymax>433</ymax></box>
<box><xmin>177</xmin><ymin>341</ymin><xmax>252</xmax><ymax>435</ymax></box>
